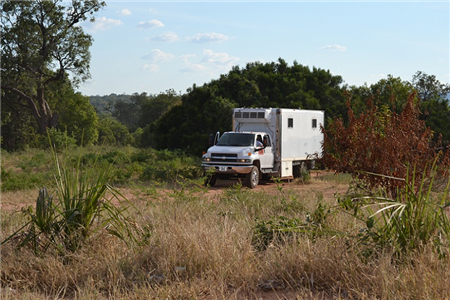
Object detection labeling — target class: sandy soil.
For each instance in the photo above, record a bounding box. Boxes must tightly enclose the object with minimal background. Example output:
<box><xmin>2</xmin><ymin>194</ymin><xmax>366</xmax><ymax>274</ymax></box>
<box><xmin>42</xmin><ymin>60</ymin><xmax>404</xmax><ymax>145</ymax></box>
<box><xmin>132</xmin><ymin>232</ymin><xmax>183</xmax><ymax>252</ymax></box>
<box><xmin>0</xmin><ymin>171</ymin><xmax>346</xmax><ymax>213</ymax></box>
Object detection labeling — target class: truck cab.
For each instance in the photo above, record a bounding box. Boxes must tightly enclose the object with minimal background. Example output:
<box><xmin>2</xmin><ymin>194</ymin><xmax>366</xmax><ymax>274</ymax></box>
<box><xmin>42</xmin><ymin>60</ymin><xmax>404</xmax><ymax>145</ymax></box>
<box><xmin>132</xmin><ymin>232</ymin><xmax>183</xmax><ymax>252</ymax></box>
<box><xmin>202</xmin><ymin>131</ymin><xmax>274</xmax><ymax>188</ymax></box>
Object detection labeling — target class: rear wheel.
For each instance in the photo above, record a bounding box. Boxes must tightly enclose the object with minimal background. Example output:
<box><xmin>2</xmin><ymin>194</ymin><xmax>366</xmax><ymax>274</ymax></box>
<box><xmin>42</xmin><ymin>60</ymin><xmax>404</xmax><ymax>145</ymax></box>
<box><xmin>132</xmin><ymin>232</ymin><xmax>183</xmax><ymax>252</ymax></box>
<box><xmin>293</xmin><ymin>162</ymin><xmax>308</xmax><ymax>178</ymax></box>
<box><xmin>245</xmin><ymin>166</ymin><xmax>259</xmax><ymax>189</ymax></box>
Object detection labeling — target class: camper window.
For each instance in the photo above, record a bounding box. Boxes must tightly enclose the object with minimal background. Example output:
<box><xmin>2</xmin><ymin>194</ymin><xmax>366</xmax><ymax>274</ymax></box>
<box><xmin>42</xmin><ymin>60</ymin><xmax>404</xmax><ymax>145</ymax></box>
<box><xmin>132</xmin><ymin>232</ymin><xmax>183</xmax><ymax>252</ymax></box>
<box><xmin>288</xmin><ymin>118</ymin><xmax>293</xmax><ymax>128</ymax></box>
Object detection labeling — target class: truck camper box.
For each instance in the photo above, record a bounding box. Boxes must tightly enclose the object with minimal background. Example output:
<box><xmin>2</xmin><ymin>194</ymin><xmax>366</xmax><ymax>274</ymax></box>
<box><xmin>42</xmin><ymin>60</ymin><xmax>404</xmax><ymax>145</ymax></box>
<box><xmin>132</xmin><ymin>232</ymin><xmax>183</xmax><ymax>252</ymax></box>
<box><xmin>202</xmin><ymin>107</ymin><xmax>324</xmax><ymax>188</ymax></box>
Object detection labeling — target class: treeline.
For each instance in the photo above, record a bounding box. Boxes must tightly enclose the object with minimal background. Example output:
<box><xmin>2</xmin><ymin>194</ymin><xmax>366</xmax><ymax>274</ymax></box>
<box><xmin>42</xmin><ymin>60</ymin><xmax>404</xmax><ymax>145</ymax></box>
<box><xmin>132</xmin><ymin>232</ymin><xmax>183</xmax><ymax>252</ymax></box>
<box><xmin>2</xmin><ymin>59</ymin><xmax>450</xmax><ymax>155</ymax></box>
<box><xmin>151</xmin><ymin>60</ymin><xmax>450</xmax><ymax>155</ymax></box>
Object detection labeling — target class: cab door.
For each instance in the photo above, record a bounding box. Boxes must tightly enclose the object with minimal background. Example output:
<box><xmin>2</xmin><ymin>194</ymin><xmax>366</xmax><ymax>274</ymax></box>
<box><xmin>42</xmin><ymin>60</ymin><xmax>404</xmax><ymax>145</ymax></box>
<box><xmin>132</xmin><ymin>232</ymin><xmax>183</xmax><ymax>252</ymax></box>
<box><xmin>260</xmin><ymin>134</ymin><xmax>274</xmax><ymax>169</ymax></box>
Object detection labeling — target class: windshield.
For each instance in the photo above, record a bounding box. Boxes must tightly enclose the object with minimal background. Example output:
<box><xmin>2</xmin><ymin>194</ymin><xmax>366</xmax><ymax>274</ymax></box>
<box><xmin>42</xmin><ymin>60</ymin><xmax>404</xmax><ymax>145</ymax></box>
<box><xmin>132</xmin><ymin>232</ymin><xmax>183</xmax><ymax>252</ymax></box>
<box><xmin>216</xmin><ymin>133</ymin><xmax>255</xmax><ymax>147</ymax></box>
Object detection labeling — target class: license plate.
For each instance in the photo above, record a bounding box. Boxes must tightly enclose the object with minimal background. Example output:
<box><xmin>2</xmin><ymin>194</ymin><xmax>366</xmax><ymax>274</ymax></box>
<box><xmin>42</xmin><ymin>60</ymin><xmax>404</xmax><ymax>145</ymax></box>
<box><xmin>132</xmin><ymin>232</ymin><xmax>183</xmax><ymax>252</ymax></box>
<box><xmin>219</xmin><ymin>166</ymin><xmax>228</xmax><ymax>172</ymax></box>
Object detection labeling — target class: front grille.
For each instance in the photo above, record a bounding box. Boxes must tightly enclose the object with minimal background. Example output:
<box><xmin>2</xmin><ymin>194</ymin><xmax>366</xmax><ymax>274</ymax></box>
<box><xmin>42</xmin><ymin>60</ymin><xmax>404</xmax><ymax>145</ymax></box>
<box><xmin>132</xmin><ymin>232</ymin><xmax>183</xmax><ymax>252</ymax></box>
<box><xmin>211</xmin><ymin>153</ymin><xmax>238</xmax><ymax>162</ymax></box>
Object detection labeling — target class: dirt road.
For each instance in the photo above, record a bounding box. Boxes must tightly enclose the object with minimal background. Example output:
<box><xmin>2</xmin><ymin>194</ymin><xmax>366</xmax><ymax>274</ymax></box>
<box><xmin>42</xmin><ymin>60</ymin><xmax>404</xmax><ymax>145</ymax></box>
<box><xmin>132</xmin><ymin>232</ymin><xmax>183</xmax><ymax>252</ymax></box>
<box><xmin>1</xmin><ymin>171</ymin><xmax>345</xmax><ymax>212</ymax></box>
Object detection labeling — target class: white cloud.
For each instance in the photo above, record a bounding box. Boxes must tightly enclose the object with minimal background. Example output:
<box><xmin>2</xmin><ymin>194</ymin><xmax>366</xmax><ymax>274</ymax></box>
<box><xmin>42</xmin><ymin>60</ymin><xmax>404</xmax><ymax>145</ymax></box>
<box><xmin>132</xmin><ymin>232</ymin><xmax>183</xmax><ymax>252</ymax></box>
<box><xmin>178</xmin><ymin>50</ymin><xmax>239</xmax><ymax>74</ymax></box>
<box><xmin>83</xmin><ymin>17</ymin><xmax>123</xmax><ymax>32</ymax></box>
<box><xmin>202</xmin><ymin>49</ymin><xmax>239</xmax><ymax>67</ymax></box>
<box><xmin>180</xmin><ymin>54</ymin><xmax>196</xmax><ymax>62</ymax></box>
<box><xmin>141</xmin><ymin>49</ymin><xmax>175</xmax><ymax>63</ymax></box>
<box><xmin>147</xmin><ymin>31</ymin><xmax>179</xmax><ymax>42</ymax></box>
<box><xmin>180</xmin><ymin>63</ymin><xmax>207</xmax><ymax>73</ymax></box>
<box><xmin>321</xmin><ymin>44</ymin><xmax>347</xmax><ymax>51</ymax></box>
<box><xmin>188</xmin><ymin>32</ymin><xmax>229</xmax><ymax>43</ymax></box>
<box><xmin>143</xmin><ymin>64</ymin><xmax>159</xmax><ymax>72</ymax></box>
<box><xmin>179</xmin><ymin>54</ymin><xmax>205</xmax><ymax>73</ymax></box>
<box><xmin>137</xmin><ymin>19</ymin><xmax>164</xmax><ymax>29</ymax></box>
<box><xmin>119</xmin><ymin>9</ymin><xmax>132</xmax><ymax>16</ymax></box>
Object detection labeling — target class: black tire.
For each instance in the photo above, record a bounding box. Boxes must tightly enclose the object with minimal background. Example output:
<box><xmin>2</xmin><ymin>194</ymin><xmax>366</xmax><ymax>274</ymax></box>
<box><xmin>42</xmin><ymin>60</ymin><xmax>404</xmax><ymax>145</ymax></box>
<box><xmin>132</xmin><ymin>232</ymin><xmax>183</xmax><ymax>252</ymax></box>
<box><xmin>293</xmin><ymin>162</ymin><xmax>308</xmax><ymax>179</ymax></box>
<box><xmin>205</xmin><ymin>174</ymin><xmax>217</xmax><ymax>187</ymax></box>
<box><xmin>245</xmin><ymin>166</ymin><xmax>259</xmax><ymax>189</ymax></box>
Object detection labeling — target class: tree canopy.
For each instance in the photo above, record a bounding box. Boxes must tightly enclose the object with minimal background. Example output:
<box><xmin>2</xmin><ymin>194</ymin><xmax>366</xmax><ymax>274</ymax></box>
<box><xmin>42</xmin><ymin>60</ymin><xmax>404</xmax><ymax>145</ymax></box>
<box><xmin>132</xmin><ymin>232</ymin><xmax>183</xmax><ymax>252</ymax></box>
<box><xmin>152</xmin><ymin>58</ymin><xmax>347</xmax><ymax>154</ymax></box>
<box><xmin>1</xmin><ymin>0</ymin><xmax>105</xmax><ymax>135</ymax></box>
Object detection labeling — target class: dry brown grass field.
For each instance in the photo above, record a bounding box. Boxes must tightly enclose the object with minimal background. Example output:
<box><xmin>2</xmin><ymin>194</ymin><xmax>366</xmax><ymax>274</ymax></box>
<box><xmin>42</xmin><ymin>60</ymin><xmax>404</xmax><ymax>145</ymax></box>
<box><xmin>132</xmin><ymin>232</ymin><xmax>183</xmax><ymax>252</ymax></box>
<box><xmin>2</xmin><ymin>151</ymin><xmax>450</xmax><ymax>300</ymax></box>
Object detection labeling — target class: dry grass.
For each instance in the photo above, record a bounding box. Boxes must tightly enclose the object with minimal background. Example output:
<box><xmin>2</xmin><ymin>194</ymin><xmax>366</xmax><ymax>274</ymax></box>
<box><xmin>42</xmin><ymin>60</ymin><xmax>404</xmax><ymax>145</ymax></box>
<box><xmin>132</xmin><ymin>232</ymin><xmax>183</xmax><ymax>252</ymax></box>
<box><xmin>2</xmin><ymin>175</ymin><xmax>450</xmax><ymax>300</ymax></box>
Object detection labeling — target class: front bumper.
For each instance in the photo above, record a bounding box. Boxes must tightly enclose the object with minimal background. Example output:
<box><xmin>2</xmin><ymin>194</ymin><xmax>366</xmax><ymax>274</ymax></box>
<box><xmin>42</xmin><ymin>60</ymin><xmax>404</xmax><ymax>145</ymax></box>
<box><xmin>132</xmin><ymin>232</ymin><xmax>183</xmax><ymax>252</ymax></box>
<box><xmin>201</xmin><ymin>164</ymin><xmax>253</xmax><ymax>174</ymax></box>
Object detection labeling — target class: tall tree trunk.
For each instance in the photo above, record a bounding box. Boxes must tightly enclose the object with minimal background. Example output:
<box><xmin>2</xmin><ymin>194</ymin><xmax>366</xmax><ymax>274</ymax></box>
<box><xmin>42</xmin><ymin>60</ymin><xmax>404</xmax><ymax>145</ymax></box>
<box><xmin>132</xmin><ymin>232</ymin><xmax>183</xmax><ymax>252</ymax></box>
<box><xmin>2</xmin><ymin>85</ymin><xmax>58</xmax><ymax>134</ymax></box>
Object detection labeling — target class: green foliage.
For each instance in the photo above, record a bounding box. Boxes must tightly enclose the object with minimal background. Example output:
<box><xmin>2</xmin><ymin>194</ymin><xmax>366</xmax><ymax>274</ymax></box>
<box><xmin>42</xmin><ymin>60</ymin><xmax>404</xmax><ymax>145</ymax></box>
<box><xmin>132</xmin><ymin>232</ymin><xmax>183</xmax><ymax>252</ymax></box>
<box><xmin>1</xmin><ymin>0</ymin><xmax>105</xmax><ymax>134</ymax></box>
<box><xmin>1</xmin><ymin>91</ymin><xmax>40</xmax><ymax>151</ymax></box>
<box><xmin>56</xmin><ymin>90</ymin><xmax>99</xmax><ymax>146</ymax></box>
<box><xmin>1</xmin><ymin>146</ymin><xmax>204</xmax><ymax>193</ymax></box>
<box><xmin>110</xmin><ymin>91</ymin><xmax>181</xmax><ymax>139</ymax></box>
<box><xmin>89</xmin><ymin>93</ymin><xmax>131</xmax><ymax>114</ymax></box>
<box><xmin>152</xmin><ymin>87</ymin><xmax>236</xmax><ymax>154</ymax></box>
<box><xmin>411</xmin><ymin>71</ymin><xmax>450</xmax><ymax>146</ymax></box>
<box><xmin>252</xmin><ymin>203</ymin><xmax>332</xmax><ymax>251</ymax></box>
<box><xmin>154</xmin><ymin>59</ymin><xmax>346</xmax><ymax>154</ymax></box>
<box><xmin>97</xmin><ymin>115</ymin><xmax>133</xmax><ymax>146</ymax></box>
<box><xmin>39</xmin><ymin>128</ymin><xmax>77</xmax><ymax>150</ymax></box>
<box><xmin>1</xmin><ymin>167</ymin><xmax>52</xmax><ymax>192</ymax></box>
<box><xmin>347</xmin><ymin>73</ymin><xmax>450</xmax><ymax>147</ymax></box>
<box><xmin>253</xmin><ymin>216</ymin><xmax>304</xmax><ymax>250</ymax></box>
<box><xmin>140</xmin><ymin>149</ymin><xmax>202</xmax><ymax>182</ymax></box>
<box><xmin>343</xmin><ymin>76</ymin><xmax>415</xmax><ymax>134</ymax></box>
<box><xmin>138</xmin><ymin>90</ymin><xmax>181</xmax><ymax>128</ymax></box>
<box><xmin>251</xmin><ymin>177</ymin><xmax>333</xmax><ymax>250</ymax></box>
<box><xmin>338</xmin><ymin>166</ymin><xmax>450</xmax><ymax>257</ymax></box>
<box><xmin>1</xmin><ymin>146</ymin><xmax>140</xmax><ymax>255</ymax></box>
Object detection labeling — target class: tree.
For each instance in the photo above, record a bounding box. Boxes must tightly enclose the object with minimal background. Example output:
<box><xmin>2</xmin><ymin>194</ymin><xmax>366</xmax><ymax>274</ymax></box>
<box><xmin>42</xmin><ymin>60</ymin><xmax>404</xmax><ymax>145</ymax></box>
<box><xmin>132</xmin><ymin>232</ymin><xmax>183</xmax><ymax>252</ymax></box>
<box><xmin>412</xmin><ymin>71</ymin><xmax>450</xmax><ymax>102</ymax></box>
<box><xmin>1</xmin><ymin>92</ymin><xmax>39</xmax><ymax>151</ymax></box>
<box><xmin>111</xmin><ymin>90</ymin><xmax>181</xmax><ymax>134</ymax></box>
<box><xmin>1</xmin><ymin>0</ymin><xmax>105</xmax><ymax>134</ymax></box>
<box><xmin>97</xmin><ymin>116</ymin><xmax>132</xmax><ymax>147</ymax></box>
<box><xmin>345</xmin><ymin>75</ymin><xmax>415</xmax><ymax>120</ymax></box>
<box><xmin>411</xmin><ymin>71</ymin><xmax>450</xmax><ymax>146</ymax></box>
<box><xmin>322</xmin><ymin>92</ymin><xmax>448</xmax><ymax>196</ymax></box>
<box><xmin>155</xmin><ymin>59</ymin><xmax>346</xmax><ymax>154</ymax></box>
<box><xmin>138</xmin><ymin>89</ymin><xmax>181</xmax><ymax>129</ymax></box>
<box><xmin>112</xmin><ymin>97</ymin><xmax>140</xmax><ymax>132</ymax></box>
<box><xmin>56</xmin><ymin>86</ymin><xmax>99</xmax><ymax>146</ymax></box>
<box><xmin>152</xmin><ymin>86</ymin><xmax>234</xmax><ymax>154</ymax></box>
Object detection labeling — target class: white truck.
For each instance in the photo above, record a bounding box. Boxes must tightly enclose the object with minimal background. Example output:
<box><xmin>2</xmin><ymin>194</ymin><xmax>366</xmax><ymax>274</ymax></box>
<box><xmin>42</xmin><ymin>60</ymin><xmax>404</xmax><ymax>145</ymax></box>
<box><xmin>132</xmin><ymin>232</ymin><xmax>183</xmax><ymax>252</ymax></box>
<box><xmin>201</xmin><ymin>107</ymin><xmax>324</xmax><ymax>188</ymax></box>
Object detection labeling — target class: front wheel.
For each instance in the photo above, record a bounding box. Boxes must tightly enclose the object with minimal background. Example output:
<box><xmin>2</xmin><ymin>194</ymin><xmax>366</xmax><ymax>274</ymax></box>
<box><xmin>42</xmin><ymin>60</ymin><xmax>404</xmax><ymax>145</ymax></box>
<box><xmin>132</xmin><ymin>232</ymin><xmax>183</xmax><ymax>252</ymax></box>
<box><xmin>204</xmin><ymin>173</ymin><xmax>217</xmax><ymax>187</ymax></box>
<box><xmin>245</xmin><ymin>166</ymin><xmax>259</xmax><ymax>189</ymax></box>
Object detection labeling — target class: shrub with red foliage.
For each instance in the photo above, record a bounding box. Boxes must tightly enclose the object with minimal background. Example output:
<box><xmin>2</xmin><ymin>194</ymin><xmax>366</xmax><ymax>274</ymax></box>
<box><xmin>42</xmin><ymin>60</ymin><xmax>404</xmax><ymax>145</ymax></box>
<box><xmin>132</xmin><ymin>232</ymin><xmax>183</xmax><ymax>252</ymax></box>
<box><xmin>321</xmin><ymin>92</ymin><xmax>449</xmax><ymax>195</ymax></box>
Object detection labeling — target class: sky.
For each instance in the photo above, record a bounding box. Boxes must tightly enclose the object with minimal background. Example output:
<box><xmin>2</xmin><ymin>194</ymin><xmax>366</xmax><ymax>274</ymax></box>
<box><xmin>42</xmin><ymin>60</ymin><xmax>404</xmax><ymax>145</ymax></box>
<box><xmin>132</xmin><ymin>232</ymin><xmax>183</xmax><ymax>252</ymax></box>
<box><xmin>77</xmin><ymin>1</ymin><xmax>450</xmax><ymax>96</ymax></box>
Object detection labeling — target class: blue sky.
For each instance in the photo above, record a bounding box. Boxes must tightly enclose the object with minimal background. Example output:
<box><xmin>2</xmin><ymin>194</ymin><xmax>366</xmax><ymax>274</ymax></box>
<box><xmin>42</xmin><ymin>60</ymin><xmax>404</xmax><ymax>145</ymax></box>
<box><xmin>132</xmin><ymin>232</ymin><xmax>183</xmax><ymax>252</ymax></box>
<box><xmin>77</xmin><ymin>1</ymin><xmax>449</xmax><ymax>96</ymax></box>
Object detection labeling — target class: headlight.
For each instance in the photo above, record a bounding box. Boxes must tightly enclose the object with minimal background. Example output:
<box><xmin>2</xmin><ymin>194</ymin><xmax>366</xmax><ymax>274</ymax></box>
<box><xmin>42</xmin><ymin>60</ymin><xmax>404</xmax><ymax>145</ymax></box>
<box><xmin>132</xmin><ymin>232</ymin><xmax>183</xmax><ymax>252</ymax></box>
<box><xmin>237</xmin><ymin>159</ymin><xmax>251</xmax><ymax>163</ymax></box>
<box><xmin>202</xmin><ymin>157</ymin><xmax>211</xmax><ymax>162</ymax></box>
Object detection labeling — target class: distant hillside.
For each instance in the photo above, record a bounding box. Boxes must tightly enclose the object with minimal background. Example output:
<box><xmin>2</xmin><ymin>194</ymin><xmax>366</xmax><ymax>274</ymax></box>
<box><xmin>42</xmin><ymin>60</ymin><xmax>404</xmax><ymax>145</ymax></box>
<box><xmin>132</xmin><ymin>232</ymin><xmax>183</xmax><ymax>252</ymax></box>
<box><xmin>89</xmin><ymin>94</ymin><xmax>131</xmax><ymax>114</ymax></box>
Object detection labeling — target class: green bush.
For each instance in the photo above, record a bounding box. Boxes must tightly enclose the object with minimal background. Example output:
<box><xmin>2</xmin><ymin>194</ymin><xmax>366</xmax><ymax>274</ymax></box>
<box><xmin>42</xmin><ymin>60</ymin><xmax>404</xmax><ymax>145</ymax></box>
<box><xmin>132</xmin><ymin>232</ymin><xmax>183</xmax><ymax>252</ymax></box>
<box><xmin>253</xmin><ymin>203</ymin><xmax>332</xmax><ymax>251</ymax></box>
<box><xmin>140</xmin><ymin>158</ymin><xmax>202</xmax><ymax>182</ymax></box>
<box><xmin>1</xmin><ymin>167</ymin><xmax>52</xmax><ymax>192</ymax></box>
<box><xmin>2</xmin><ymin>146</ymin><xmax>140</xmax><ymax>255</ymax></box>
<box><xmin>339</xmin><ymin>165</ymin><xmax>450</xmax><ymax>258</ymax></box>
<box><xmin>39</xmin><ymin>128</ymin><xmax>77</xmax><ymax>150</ymax></box>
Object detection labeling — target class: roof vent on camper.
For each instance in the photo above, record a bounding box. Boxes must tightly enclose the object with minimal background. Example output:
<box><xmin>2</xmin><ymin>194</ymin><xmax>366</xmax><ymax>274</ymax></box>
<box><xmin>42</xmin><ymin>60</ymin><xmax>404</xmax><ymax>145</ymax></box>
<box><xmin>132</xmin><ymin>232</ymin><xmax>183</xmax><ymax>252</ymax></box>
<box><xmin>234</xmin><ymin>109</ymin><xmax>266</xmax><ymax>120</ymax></box>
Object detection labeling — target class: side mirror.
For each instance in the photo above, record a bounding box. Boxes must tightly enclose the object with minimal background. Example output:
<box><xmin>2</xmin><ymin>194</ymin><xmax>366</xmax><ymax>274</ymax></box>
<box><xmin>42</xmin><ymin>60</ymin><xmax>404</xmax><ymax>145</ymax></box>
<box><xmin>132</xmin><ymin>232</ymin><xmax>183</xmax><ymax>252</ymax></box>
<box><xmin>209</xmin><ymin>132</ymin><xmax>220</xmax><ymax>146</ymax></box>
<box><xmin>214</xmin><ymin>131</ymin><xmax>220</xmax><ymax>145</ymax></box>
<box><xmin>255</xmin><ymin>143</ymin><xmax>266</xmax><ymax>151</ymax></box>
